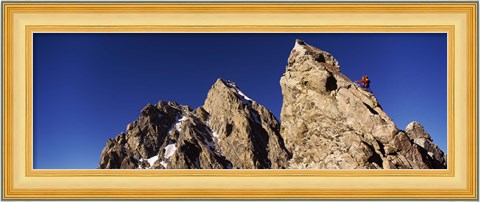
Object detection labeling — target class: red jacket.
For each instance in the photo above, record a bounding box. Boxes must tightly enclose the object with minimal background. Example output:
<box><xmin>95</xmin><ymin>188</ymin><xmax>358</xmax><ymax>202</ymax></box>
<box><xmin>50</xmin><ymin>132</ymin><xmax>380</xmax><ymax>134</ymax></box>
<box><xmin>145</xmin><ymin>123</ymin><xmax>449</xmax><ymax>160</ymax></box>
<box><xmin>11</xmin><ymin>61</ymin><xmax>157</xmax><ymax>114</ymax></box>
<box><xmin>356</xmin><ymin>77</ymin><xmax>370</xmax><ymax>87</ymax></box>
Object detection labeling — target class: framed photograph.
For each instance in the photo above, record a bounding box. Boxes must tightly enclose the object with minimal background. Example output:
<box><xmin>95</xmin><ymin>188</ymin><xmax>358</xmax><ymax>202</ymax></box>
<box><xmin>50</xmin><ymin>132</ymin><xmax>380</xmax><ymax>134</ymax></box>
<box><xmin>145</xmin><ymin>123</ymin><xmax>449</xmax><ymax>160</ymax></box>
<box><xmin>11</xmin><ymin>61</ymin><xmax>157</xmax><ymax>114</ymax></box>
<box><xmin>2</xmin><ymin>1</ymin><xmax>477</xmax><ymax>200</ymax></box>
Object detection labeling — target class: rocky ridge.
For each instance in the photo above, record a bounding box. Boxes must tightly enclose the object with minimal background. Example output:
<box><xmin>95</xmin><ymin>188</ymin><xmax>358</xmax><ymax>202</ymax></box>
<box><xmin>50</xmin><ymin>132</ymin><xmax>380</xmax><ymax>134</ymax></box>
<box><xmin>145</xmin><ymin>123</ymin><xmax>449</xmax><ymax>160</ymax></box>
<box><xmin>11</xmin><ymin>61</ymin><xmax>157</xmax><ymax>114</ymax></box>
<box><xmin>99</xmin><ymin>39</ymin><xmax>446</xmax><ymax>169</ymax></box>
<box><xmin>279</xmin><ymin>39</ymin><xmax>446</xmax><ymax>169</ymax></box>
<box><xmin>99</xmin><ymin>79</ymin><xmax>290</xmax><ymax>169</ymax></box>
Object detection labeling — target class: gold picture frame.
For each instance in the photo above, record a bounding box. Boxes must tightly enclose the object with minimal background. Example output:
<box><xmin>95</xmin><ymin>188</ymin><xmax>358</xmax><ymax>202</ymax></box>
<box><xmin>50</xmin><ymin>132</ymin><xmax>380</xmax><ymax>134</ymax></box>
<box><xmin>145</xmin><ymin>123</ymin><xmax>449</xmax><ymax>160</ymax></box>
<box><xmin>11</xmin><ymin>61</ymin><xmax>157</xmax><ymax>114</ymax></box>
<box><xmin>2</xmin><ymin>1</ymin><xmax>477</xmax><ymax>200</ymax></box>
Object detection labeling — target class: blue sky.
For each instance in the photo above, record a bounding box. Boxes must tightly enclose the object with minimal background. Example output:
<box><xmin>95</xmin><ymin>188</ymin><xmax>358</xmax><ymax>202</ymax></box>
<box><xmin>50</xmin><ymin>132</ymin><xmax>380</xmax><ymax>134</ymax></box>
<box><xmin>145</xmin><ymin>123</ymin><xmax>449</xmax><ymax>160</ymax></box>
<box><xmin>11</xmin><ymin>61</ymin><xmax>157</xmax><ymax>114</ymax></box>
<box><xmin>33</xmin><ymin>33</ymin><xmax>447</xmax><ymax>169</ymax></box>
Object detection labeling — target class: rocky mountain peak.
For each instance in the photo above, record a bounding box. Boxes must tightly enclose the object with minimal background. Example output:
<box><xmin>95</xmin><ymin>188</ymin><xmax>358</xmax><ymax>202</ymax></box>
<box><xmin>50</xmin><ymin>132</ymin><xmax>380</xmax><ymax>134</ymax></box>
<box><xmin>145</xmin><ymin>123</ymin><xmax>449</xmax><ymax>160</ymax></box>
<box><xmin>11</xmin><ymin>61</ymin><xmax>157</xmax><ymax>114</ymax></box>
<box><xmin>406</xmin><ymin>121</ymin><xmax>432</xmax><ymax>140</ymax></box>
<box><xmin>206</xmin><ymin>78</ymin><xmax>255</xmax><ymax>107</ymax></box>
<box><xmin>203</xmin><ymin>78</ymin><xmax>290</xmax><ymax>168</ymax></box>
<box><xmin>99</xmin><ymin>78</ymin><xmax>290</xmax><ymax>169</ymax></box>
<box><xmin>100</xmin><ymin>39</ymin><xmax>446</xmax><ymax>170</ymax></box>
<box><xmin>280</xmin><ymin>39</ymin><xmax>446</xmax><ymax>169</ymax></box>
<box><xmin>290</xmin><ymin>39</ymin><xmax>341</xmax><ymax>71</ymax></box>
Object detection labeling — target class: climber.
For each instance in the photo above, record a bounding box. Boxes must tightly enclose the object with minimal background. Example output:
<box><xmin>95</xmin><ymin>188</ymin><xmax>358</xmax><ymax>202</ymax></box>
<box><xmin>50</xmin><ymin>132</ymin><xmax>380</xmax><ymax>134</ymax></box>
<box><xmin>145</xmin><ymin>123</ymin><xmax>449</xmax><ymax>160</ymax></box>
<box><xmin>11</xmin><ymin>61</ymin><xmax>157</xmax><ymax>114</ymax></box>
<box><xmin>355</xmin><ymin>75</ymin><xmax>372</xmax><ymax>92</ymax></box>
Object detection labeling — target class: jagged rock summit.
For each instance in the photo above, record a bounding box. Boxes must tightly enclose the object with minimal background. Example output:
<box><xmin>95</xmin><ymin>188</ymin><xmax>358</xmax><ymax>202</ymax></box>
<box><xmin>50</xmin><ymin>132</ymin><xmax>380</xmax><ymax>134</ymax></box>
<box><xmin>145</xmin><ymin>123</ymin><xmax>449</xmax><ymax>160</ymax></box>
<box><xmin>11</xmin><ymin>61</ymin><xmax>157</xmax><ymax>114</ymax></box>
<box><xmin>99</xmin><ymin>78</ymin><xmax>290</xmax><ymax>169</ymax></box>
<box><xmin>99</xmin><ymin>100</ymin><xmax>231</xmax><ymax>169</ymax></box>
<box><xmin>280</xmin><ymin>39</ymin><xmax>446</xmax><ymax>169</ymax></box>
<box><xmin>202</xmin><ymin>79</ymin><xmax>291</xmax><ymax>168</ymax></box>
<box><xmin>99</xmin><ymin>39</ymin><xmax>446</xmax><ymax>169</ymax></box>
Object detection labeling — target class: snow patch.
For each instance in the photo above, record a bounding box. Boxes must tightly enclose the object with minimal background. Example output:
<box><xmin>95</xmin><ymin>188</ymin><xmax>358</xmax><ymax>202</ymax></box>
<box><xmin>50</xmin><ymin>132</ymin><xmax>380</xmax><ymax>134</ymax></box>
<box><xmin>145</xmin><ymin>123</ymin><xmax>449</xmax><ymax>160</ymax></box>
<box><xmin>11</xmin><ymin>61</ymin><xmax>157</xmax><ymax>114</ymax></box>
<box><xmin>223</xmin><ymin>80</ymin><xmax>253</xmax><ymax>106</ymax></box>
<box><xmin>235</xmin><ymin>89</ymin><xmax>253</xmax><ymax>106</ymax></box>
<box><xmin>168</xmin><ymin>115</ymin><xmax>188</xmax><ymax>134</ymax></box>
<box><xmin>212</xmin><ymin>131</ymin><xmax>219</xmax><ymax>138</ymax></box>
<box><xmin>174</xmin><ymin>116</ymin><xmax>188</xmax><ymax>132</ymax></box>
<box><xmin>164</xmin><ymin>142</ymin><xmax>177</xmax><ymax>159</ymax></box>
<box><xmin>209</xmin><ymin>128</ymin><xmax>222</xmax><ymax>144</ymax></box>
<box><xmin>159</xmin><ymin>141</ymin><xmax>178</xmax><ymax>169</ymax></box>
<box><xmin>237</xmin><ymin>89</ymin><xmax>252</xmax><ymax>102</ymax></box>
<box><xmin>146</xmin><ymin>154</ymin><xmax>159</xmax><ymax>169</ymax></box>
<box><xmin>137</xmin><ymin>155</ymin><xmax>160</xmax><ymax>169</ymax></box>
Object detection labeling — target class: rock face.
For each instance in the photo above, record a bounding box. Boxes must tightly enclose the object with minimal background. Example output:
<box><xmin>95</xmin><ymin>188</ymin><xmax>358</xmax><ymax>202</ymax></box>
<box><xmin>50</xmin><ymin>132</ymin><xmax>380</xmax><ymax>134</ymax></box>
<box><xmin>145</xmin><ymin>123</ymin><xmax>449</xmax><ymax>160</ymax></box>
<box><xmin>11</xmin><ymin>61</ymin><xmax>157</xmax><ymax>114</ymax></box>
<box><xmin>202</xmin><ymin>79</ymin><xmax>291</xmax><ymax>168</ymax></box>
<box><xmin>279</xmin><ymin>39</ymin><xmax>446</xmax><ymax>169</ymax></box>
<box><xmin>99</xmin><ymin>39</ymin><xmax>446</xmax><ymax>169</ymax></box>
<box><xmin>99</xmin><ymin>101</ymin><xmax>231</xmax><ymax>169</ymax></box>
<box><xmin>99</xmin><ymin>79</ymin><xmax>290</xmax><ymax>169</ymax></box>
